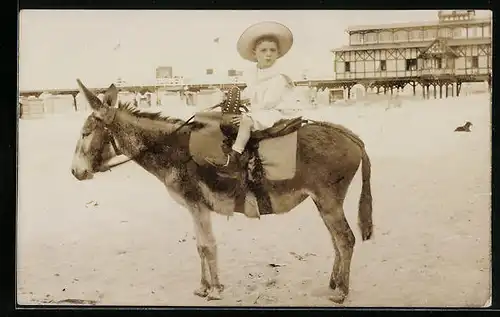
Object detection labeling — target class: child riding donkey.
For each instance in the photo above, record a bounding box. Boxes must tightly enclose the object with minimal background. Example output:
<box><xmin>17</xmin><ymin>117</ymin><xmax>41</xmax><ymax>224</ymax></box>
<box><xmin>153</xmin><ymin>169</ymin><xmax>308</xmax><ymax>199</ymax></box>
<box><xmin>212</xmin><ymin>21</ymin><xmax>297</xmax><ymax>178</ymax></box>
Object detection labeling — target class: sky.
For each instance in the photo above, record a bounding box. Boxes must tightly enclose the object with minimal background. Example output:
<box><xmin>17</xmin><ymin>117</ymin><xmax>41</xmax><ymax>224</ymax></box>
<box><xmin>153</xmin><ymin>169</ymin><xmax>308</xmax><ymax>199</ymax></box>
<box><xmin>18</xmin><ymin>9</ymin><xmax>492</xmax><ymax>91</ymax></box>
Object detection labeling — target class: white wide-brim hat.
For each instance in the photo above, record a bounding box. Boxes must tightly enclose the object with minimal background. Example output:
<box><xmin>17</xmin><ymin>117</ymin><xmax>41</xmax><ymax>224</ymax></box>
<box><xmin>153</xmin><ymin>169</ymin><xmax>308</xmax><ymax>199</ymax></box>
<box><xmin>237</xmin><ymin>21</ymin><xmax>293</xmax><ymax>62</ymax></box>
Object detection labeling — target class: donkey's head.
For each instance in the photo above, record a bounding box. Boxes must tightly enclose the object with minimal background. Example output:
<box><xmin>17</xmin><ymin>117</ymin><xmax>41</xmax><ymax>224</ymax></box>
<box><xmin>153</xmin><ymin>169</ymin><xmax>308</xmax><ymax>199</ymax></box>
<box><xmin>71</xmin><ymin>79</ymin><xmax>121</xmax><ymax>180</ymax></box>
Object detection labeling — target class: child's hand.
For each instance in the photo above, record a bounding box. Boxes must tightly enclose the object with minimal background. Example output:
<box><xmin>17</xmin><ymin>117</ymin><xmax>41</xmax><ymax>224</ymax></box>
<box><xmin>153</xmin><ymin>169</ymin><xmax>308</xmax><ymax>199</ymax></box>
<box><xmin>230</xmin><ymin>114</ymin><xmax>241</xmax><ymax>127</ymax></box>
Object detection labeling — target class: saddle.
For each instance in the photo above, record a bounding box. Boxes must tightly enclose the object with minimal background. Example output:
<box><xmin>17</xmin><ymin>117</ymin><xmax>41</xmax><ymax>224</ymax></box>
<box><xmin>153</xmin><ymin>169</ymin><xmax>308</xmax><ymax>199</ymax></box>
<box><xmin>219</xmin><ymin>86</ymin><xmax>305</xmax><ymax>142</ymax></box>
<box><xmin>190</xmin><ymin>86</ymin><xmax>307</xmax><ymax>218</ymax></box>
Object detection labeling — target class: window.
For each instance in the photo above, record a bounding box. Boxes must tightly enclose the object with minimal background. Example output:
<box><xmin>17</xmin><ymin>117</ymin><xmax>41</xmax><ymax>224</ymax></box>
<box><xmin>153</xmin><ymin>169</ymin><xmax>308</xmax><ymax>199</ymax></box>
<box><xmin>379</xmin><ymin>31</ymin><xmax>393</xmax><ymax>42</ymax></box>
<box><xmin>394</xmin><ymin>30</ymin><xmax>408</xmax><ymax>42</ymax></box>
<box><xmin>380</xmin><ymin>60</ymin><xmax>387</xmax><ymax>71</ymax></box>
<box><xmin>364</xmin><ymin>32</ymin><xmax>378</xmax><ymax>43</ymax></box>
<box><xmin>435</xmin><ymin>58</ymin><xmax>442</xmax><ymax>69</ymax></box>
<box><xmin>472</xmin><ymin>56</ymin><xmax>479</xmax><ymax>68</ymax></box>
<box><xmin>438</xmin><ymin>28</ymin><xmax>452</xmax><ymax>38</ymax></box>
<box><xmin>483</xmin><ymin>25</ymin><xmax>491</xmax><ymax>37</ymax></box>
<box><xmin>350</xmin><ymin>33</ymin><xmax>362</xmax><ymax>45</ymax></box>
<box><xmin>466</xmin><ymin>56</ymin><xmax>479</xmax><ymax>68</ymax></box>
<box><xmin>406</xmin><ymin>58</ymin><xmax>418</xmax><ymax>71</ymax></box>
<box><xmin>446</xmin><ymin>58</ymin><xmax>454</xmax><ymax>69</ymax></box>
<box><xmin>345</xmin><ymin>62</ymin><xmax>351</xmax><ymax>72</ymax></box>
<box><xmin>409</xmin><ymin>30</ymin><xmax>423</xmax><ymax>41</ymax></box>
<box><xmin>424</xmin><ymin>28</ymin><xmax>437</xmax><ymax>40</ymax></box>
<box><xmin>467</xmin><ymin>27</ymin><xmax>480</xmax><ymax>38</ymax></box>
<box><xmin>453</xmin><ymin>27</ymin><xmax>466</xmax><ymax>38</ymax></box>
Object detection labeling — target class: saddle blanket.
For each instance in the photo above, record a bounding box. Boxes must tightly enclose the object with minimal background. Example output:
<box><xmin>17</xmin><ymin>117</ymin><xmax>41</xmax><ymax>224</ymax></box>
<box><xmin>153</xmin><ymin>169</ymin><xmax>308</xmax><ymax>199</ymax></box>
<box><xmin>189</xmin><ymin>111</ymin><xmax>298</xmax><ymax>181</ymax></box>
<box><xmin>254</xmin><ymin>132</ymin><xmax>297</xmax><ymax>180</ymax></box>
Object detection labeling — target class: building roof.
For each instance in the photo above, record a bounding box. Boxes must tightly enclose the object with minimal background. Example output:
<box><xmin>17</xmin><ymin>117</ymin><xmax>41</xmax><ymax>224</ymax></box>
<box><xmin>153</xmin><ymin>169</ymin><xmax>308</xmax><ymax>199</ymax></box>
<box><xmin>418</xmin><ymin>38</ymin><xmax>459</xmax><ymax>58</ymax></box>
<box><xmin>333</xmin><ymin>41</ymin><xmax>430</xmax><ymax>52</ymax></box>
<box><xmin>331</xmin><ymin>37</ymin><xmax>491</xmax><ymax>52</ymax></box>
<box><xmin>346</xmin><ymin>17</ymin><xmax>491</xmax><ymax>34</ymax></box>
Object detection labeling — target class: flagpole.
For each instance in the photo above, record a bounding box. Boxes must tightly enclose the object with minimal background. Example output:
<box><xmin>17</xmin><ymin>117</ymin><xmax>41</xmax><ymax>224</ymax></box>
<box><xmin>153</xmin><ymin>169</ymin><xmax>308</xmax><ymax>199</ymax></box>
<box><xmin>113</xmin><ymin>40</ymin><xmax>121</xmax><ymax>86</ymax></box>
<box><xmin>213</xmin><ymin>37</ymin><xmax>221</xmax><ymax>82</ymax></box>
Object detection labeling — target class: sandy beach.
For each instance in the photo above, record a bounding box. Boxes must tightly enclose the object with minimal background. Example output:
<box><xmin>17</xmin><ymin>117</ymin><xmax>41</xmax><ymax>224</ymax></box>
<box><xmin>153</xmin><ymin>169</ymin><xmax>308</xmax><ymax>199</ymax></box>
<box><xmin>17</xmin><ymin>93</ymin><xmax>491</xmax><ymax>307</ymax></box>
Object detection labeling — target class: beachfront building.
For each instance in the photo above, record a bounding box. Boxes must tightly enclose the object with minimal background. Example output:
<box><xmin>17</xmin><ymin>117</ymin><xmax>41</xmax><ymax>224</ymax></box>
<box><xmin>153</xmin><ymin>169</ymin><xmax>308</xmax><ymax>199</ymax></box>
<box><xmin>331</xmin><ymin>10</ymin><xmax>492</xmax><ymax>98</ymax></box>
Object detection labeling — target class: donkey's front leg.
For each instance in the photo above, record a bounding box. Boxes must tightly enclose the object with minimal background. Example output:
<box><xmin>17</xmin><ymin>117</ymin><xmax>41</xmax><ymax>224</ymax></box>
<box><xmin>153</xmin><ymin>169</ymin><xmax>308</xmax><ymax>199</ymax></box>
<box><xmin>193</xmin><ymin>246</ymin><xmax>210</xmax><ymax>298</ymax></box>
<box><xmin>190</xmin><ymin>204</ymin><xmax>224</xmax><ymax>300</ymax></box>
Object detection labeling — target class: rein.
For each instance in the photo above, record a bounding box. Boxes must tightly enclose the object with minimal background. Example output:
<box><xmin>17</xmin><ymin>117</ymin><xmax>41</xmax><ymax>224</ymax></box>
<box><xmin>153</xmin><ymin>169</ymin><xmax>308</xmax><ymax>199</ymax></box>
<box><xmin>108</xmin><ymin>134</ymin><xmax>122</xmax><ymax>156</ymax></box>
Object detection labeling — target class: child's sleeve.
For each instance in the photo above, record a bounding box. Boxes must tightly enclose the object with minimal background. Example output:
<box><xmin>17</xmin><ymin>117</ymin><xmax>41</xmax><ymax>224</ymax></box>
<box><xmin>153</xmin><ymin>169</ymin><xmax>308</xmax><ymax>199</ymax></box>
<box><xmin>241</xmin><ymin>84</ymin><xmax>252</xmax><ymax>101</ymax></box>
<box><xmin>260</xmin><ymin>74</ymin><xmax>294</xmax><ymax>110</ymax></box>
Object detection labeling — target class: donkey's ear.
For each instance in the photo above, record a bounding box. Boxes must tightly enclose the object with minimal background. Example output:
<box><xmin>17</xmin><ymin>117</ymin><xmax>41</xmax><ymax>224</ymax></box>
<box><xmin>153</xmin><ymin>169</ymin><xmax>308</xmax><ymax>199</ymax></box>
<box><xmin>103</xmin><ymin>84</ymin><xmax>118</xmax><ymax>108</ymax></box>
<box><xmin>76</xmin><ymin>79</ymin><xmax>104</xmax><ymax>112</ymax></box>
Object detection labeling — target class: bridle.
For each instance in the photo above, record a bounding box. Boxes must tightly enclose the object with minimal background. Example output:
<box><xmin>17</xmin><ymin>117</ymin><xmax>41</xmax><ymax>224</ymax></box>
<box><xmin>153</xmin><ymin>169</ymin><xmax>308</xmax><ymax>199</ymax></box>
<box><xmin>107</xmin><ymin>131</ymin><xmax>122</xmax><ymax>156</ymax></box>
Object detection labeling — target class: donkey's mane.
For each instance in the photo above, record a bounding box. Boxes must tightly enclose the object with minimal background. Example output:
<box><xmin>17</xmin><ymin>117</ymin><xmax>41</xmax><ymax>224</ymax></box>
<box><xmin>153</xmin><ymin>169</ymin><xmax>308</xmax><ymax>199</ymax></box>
<box><xmin>116</xmin><ymin>101</ymin><xmax>206</xmax><ymax>130</ymax></box>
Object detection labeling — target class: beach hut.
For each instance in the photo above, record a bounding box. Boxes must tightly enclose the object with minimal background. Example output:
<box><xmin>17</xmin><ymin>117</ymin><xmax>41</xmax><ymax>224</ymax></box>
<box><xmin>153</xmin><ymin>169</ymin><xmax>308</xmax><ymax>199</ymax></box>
<box><xmin>20</xmin><ymin>96</ymin><xmax>45</xmax><ymax>119</ymax></box>
<box><xmin>75</xmin><ymin>92</ymin><xmax>91</xmax><ymax>112</ymax></box>
<box><xmin>43</xmin><ymin>94</ymin><xmax>75</xmax><ymax>115</ymax></box>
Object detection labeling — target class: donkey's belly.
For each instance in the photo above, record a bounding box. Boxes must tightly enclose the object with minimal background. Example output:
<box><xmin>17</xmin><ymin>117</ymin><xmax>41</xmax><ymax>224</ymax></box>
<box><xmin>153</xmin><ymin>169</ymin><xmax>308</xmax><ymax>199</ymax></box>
<box><xmin>198</xmin><ymin>179</ymin><xmax>309</xmax><ymax>217</ymax></box>
<box><xmin>197</xmin><ymin>181</ymin><xmax>245</xmax><ymax>216</ymax></box>
<box><xmin>268</xmin><ymin>190</ymin><xmax>309</xmax><ymax>214</ymax></box>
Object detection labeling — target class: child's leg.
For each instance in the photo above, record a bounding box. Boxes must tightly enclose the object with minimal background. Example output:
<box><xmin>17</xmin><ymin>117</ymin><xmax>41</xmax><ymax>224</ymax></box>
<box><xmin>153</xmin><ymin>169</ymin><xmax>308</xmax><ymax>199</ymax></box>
<box><xmin>231</xmin><ymin>114</ymin><xmax>253</xmax><ymax>154</ymax></box>
<box><xmin>211</xmin><ymin>113</ymin><xmax>253</xmax><ymax>176</ymax></box>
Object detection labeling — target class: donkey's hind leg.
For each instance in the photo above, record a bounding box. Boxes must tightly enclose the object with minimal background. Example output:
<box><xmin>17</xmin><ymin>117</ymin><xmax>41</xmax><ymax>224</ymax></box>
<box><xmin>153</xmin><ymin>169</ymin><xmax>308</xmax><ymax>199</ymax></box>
<box><xmin>190</xmin><ymin>204</ymin><xmax>224</xmax><ymax>300</ymax></box>
<box><xmin>313</xmin><ymin>192</ymin><xmax>355</xmax><ymax>304</ymax></box>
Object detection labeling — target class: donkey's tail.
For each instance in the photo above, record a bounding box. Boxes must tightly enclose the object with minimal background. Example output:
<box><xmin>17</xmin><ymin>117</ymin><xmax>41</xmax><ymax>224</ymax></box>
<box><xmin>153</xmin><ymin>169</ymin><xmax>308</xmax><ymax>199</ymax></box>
<box><xmin>358</xmin><ymin>148</ymin><xmax>373</xmax><ymax>241</ymax></box>
<box><xmin>307</xmin><ymin>120</ymin><xmax>373</xmax><ymax>240</ymax></box>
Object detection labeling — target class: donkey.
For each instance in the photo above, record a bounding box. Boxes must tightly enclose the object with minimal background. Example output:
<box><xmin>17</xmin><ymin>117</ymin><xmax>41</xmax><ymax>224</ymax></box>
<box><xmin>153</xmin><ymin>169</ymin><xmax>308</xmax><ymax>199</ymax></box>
<box><xmin>70</xmin><ymin>79</ymin><xmax>374</xmax><ymax>304</ymax></box>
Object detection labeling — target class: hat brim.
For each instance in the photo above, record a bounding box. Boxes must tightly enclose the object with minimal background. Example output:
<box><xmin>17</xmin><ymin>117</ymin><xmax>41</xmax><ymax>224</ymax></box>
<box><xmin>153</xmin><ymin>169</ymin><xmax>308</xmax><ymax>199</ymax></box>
<box><xmin>237</xmin><ymin>21</ymin><xmax>293</xmax><ymax>63</ymax></box>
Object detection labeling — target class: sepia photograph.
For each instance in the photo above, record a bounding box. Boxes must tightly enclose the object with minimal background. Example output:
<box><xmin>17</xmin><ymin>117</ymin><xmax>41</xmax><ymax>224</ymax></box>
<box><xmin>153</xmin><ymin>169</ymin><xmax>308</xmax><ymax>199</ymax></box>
<box><xmin>17</xmin><ymin>9</ymin><xmax>492</xmax><ymax>307</ymax></box>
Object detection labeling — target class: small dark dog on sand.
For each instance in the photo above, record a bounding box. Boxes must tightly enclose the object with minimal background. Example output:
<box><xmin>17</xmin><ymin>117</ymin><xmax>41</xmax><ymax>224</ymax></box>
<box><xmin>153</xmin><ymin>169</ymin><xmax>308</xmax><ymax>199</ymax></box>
<box><xmin>454</xmin><ymin>121</ymin><xmax>473</xmax><ymax>132</ymax></box>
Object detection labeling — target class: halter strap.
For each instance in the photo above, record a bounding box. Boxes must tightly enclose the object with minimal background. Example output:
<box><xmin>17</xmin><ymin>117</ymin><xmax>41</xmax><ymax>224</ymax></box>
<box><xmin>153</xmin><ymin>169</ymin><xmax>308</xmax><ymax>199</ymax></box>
<box><xmin>102</xmin><ymin>107</ymin><xmax>117</xmax><ymax>125</ymax></box>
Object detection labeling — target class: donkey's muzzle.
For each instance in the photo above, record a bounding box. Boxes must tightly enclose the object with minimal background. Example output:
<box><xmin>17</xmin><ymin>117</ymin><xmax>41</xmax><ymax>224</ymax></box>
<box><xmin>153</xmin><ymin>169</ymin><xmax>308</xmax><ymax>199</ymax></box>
<box><xmin>71</xmin><ymin>167</ymin><xmax>93</xmax><ymax>181</ymax></box>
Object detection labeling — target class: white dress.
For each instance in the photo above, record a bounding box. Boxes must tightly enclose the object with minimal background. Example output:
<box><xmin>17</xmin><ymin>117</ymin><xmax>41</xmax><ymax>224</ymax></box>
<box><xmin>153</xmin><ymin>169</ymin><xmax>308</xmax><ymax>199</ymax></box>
<box><xmin>242</xmin><ymin>63</ymin><xmax>296</xmax><ymax>131</ymax></box>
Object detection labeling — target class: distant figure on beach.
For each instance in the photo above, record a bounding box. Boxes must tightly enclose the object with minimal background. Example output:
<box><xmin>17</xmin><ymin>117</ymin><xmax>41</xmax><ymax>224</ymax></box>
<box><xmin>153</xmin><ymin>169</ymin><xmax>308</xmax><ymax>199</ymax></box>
<box><xmin>454</xmin><ymin>121</ymin><xmax>473</xmax><ymax>132</ymax></box>
<box><xmin>385</xmin><ymin>95</ymin><xmax>402</xmax><ymax>111</ymax></box>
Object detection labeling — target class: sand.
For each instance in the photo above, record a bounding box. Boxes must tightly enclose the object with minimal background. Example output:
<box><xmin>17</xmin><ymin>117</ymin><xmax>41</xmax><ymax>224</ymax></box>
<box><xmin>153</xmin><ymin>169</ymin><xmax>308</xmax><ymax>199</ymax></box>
<box><xmin>17</xmin><ymin>93</ymin><xmax>491</xmax><ymax>307</ymax></box>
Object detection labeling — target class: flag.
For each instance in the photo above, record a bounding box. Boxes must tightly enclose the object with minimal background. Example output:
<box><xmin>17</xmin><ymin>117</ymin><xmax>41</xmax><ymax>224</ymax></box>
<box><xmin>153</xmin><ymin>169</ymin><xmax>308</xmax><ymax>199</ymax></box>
<box><xmin>228</xmin><ymin>69</ymin><xmax>243</xmax><ymax>77</ymax></box>
<box><xmin>156</xmin><ymin>66</ymin><xmax>173</xmax><ymax>79</ymax></box>
<box><xmin>213</xmin><ymin>37</ymin><xmax>220</xmax><ymax>44</ymax></box>
<box><xmin>206</xmin><ymin>68</ymin><xmax>214</xmax><ymax>75</ymax></box>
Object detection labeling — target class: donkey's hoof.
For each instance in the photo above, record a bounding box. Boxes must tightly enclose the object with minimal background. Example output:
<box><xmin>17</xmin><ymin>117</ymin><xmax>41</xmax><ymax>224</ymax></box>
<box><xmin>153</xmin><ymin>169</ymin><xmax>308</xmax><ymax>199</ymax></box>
<box><xmin>361</xmin><ymin>225</ymin><xmax>373</xmax><ymax>241</ymax></box>
<box><xmin>207</xmin><ymin>288</ymin><xmax>222</xmax><ymax>301</ymax></box>
<box><xmin>328</xmin><ymin>289</ymin><xmax>347</xmax><ymax>304</ymax></box>
<box><xmin>193</xmin><ymin>286</ymin><xmax>209</xmax><ymax>298</ymax></box>
<box><xmin>329</xmin><ymin>279</ymin><xmax>337</xmax><ymax>290</ymax></box>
